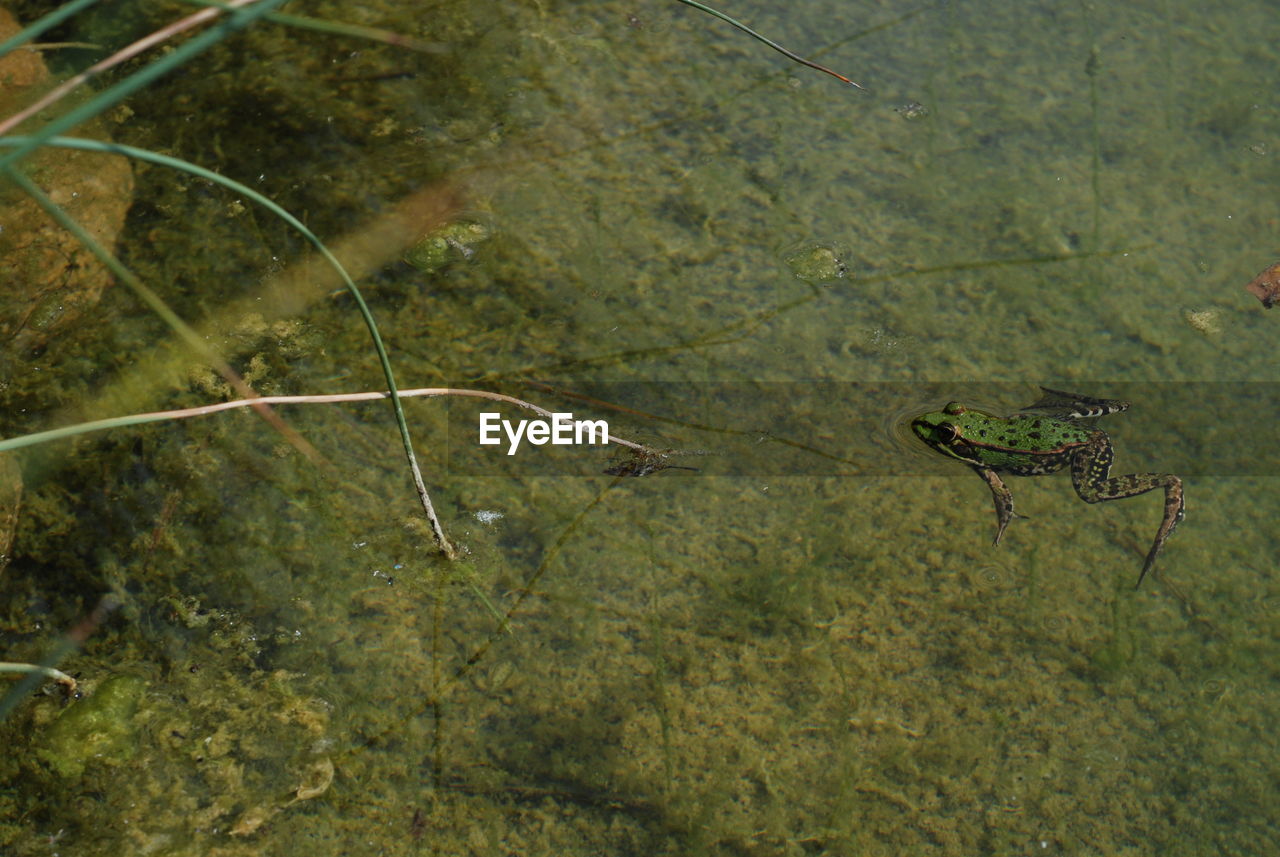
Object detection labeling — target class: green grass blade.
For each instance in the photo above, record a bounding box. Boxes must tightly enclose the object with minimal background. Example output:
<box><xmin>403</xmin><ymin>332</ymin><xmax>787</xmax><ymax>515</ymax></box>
<box><xmin>2</xmin><ymin>164</ymin><xmax>218</xmax><ymax>363</ymax></box>
<box><xmin>0</xmin><ymin>0</ymin><xmax>289</xmax><ymax>172</ymax></box>
<box><xmin>177</xmin><ymin>0</ymin><xmax>446</xmax><ymax>53</ymax></box>
<box><xmin>0</xmin><ymin>0</ymin><xmax>103</xmax><ymax>60</ymax></box>
<box><xmin>0</xmin><ymin>135</ymin><xmax>455</xmax><ymax>556</ymax></box>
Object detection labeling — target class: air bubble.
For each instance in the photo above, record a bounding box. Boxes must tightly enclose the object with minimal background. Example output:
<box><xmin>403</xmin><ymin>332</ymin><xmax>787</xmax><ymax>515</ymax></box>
<box><xmin>1041</xmin><ymin>615</ymin><xmax>1066</xmax><ymax>632</ymax></box>
<box><xmin>974</xmin><ymin>565</ymin><xmax>1007</xmax><ymax>589</ymax></box>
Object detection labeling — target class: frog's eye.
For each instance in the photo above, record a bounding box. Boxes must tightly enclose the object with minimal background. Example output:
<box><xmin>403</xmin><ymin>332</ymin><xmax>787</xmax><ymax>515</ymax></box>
<box><xmin>938</xmin><ymin>422</ymin><xmax>960</xmax><ymax>443</ymax></box>
<box><xmin>943</xmin><ymin>402</ymin><xmax>966</xmax><ymax>416</ymax></box>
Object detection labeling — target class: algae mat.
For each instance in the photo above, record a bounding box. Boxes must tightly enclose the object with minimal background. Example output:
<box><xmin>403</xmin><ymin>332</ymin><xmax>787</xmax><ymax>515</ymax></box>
<box><xmin>0</xmin><ymin>0</ymin><xmax>1277</xmax><ymax>854</ymax></box>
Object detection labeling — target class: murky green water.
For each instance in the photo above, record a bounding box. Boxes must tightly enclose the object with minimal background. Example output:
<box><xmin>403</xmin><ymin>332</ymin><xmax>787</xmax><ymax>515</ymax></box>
<box><xmin>1</xmin><ymin>0</ymin><xmax>1278</xmax><ymax>853</ymax></box>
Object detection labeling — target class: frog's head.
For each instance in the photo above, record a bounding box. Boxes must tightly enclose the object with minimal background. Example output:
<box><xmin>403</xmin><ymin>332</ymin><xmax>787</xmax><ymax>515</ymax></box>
<box><xmin>911</xmin><ymin>402</ymin><xmax>972</xmax><ymax>461</ymax></box>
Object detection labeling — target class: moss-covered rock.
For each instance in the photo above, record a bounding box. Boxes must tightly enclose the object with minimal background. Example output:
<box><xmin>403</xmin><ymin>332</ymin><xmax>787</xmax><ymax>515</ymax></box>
<box><xmin>403</xmin><ymin>219</ymin><xmax>492</xmax><ymax>273</ymax></box>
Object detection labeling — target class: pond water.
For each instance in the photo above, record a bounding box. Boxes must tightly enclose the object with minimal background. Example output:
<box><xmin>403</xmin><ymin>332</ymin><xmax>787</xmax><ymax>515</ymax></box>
<box><xmin>1</xmin><ymin>0</ymin><xmax>1278</xmax><ymax>854</ymax></box>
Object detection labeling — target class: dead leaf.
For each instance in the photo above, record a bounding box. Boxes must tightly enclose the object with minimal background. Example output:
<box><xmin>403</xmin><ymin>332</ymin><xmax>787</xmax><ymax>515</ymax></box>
<box><xmin>1244</xmin><ymin>261</ymin><xmax>1280</xmax><ymax>308</ymax></box>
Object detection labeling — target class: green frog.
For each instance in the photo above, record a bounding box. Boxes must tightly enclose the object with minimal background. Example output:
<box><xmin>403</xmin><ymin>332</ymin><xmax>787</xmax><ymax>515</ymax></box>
<box><xmin>911</xmin><ymin>387</ymin><xmax>1184</xmax><ymax>587</ymax></box>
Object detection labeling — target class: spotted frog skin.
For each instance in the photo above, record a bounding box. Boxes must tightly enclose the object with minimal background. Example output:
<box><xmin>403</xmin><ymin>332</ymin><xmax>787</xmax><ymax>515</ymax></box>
<box><xmin>911</xmin><ymin>387</ymin><xmax>1184</xmax><ymax>587</ymax></box>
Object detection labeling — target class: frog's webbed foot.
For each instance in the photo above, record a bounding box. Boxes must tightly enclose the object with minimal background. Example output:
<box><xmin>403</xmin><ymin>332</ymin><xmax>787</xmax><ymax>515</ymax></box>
<box><xmin>1020</xmin><ymin>386</ymin><xmax>1129</xmax><ymax>420</ymax></box>
<box><xmin>972</xmin><ymin>466</ymin><xmax>1020</xmax><ymax>545</ymax></box>
<box><xmin>1134</xmin><ymin>475</ymin><xmax>1185</xmax><ymax>588</ymax></box>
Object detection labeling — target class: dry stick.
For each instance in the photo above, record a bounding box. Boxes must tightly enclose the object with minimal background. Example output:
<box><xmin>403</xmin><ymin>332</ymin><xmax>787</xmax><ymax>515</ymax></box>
<box><xmin>17</xmin><ymin>42</ymin><xmax>102</xmax><ymax>52</ymax></box>
<box><xmin>0</xmin><ymin>662</ymin><xmax>77</xmax><ymax>694</ymax></box>
<box><xmin>0</xmin><ymin>0</ymin><xmax>261</xmax><ymax>136</ymax></box>
<box><xmin>0</xmin><ymin>387</ymin><xmax>656</xmax><ymax>456</ymax></box>
<box><xmin>0</xmin><ymin>595</ymin><xmax>119</xmax><ymax>721</ymax></box>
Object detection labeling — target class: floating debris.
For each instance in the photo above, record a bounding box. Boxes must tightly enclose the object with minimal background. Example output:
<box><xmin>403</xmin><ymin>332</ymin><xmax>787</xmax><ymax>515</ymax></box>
<box><xmin>781</xmin><ymin>241</ymin><xmax>848</xmax><ymax>285</ymax></box>
<box><xmin>1182</xmin><ymin>308</ymin><xmax>1222</xmax><ymax>335</ymax></box>
<box><xmin>1243</xmin><ymin>261</ymin><xmax>1280</xmax><ymax>308</ymax></box>
<box><xmin>895</xmin><ymin>101</ymin><xmax>929</xmax><ymax>120</ymax></box>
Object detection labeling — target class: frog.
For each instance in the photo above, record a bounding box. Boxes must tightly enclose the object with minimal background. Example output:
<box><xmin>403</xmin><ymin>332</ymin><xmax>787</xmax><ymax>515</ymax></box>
<box><xmin>911</xmin><ymin>387</ymin><xmax>1184</xmax><ymax>587</ymax></box>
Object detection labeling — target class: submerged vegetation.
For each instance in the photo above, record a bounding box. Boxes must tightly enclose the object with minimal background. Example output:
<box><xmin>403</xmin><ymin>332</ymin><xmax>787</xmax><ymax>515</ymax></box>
<box><xmin>0</xmin><ymin>0</ymin><xmax>1277</xmax><ymax>855</ymax></box>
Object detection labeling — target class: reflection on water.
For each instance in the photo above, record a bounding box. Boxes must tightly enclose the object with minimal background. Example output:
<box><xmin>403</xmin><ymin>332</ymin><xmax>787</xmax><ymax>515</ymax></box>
<box><xmin>1</xmin><ymin>0</ymin><xmax>1278</xmax><ymax>853</ymax></box>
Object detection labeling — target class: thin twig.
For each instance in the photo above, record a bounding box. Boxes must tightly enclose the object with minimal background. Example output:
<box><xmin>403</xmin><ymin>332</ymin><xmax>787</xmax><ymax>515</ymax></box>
<box><xmin>17</xmin><ymin>42</ymin><xmax>102</xmax><ymax>52</ymax></box>
<box><xmin>0</xmin><ymin>0</ymin><xmax>101</xmax><ymax>60</ymax></box>
<box><xmin>2</xmin><ymin>165</ymin><xmax>325</xmax><ymax>469</ymax></box>
<box><xmin>0</xmin><ymin>595</ymin><xmax>119</xmax><ymax>720</ymax></box>
<box><xmin>0</xmin><ymin>0</ymin><xmax>260</xmax><ymax>136</ymax></box>
<box><xmin>0</xmin><ymin>138</ymin><xmax>459</xmax><ymax>559</ymax></box>
<box><xmin>0</xmin><ymin>662</ymin><xmax>77</xmax><ymax>695</ymax></box>
<box><xmin>675</xmin><ymin>0</ymin><xmax>864</xmax><ymax>89</ymax></box>
<box><xmin>0</xmin><ymin>387</ymin><xmax>655</xmax><ymax>455</ymax></box>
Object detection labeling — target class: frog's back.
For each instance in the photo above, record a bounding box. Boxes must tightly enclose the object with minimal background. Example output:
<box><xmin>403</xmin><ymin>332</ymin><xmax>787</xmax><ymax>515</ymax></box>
<box><xmin>998</xmin><ymin>414</ymin><xmax>1093</xmax><ymax>452</ymax></box>
<box><xmin>955</xmin><ymin>413</ymin><xmax>1094</xmax><ymax>473</ymax></box>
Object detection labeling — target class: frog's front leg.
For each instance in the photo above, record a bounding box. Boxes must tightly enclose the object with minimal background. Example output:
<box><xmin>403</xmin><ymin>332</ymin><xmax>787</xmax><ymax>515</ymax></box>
<box><xmin>1071</xmin><ymin>437</ymin><xmax>1185</xmax><ymax>587</ymax></box>
<box><xmin>971</xmin><ymin>465</ymin><xmax>1016</xmax><ymax>546</ymax></box>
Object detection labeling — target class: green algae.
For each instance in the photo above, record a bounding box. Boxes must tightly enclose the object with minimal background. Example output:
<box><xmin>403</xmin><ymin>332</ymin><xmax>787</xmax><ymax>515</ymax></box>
<box><xmin>36</xmin><ymin>674</ymin><xmax>145</xmax><ymax>779</ymax></box>
<box><xmin>781</xmin><ymin>241</ymin><xmax>849</xmax><ymax>285</ymax></box>
<box><xmin>0</xmin><ymin>0</ymin><xmax>1277</xmax><ymax>854</ymax></box>
<box><xmin>403</xmin><ymin>219</ymin><xmax>493</xmax><ymax>273</ymax></box>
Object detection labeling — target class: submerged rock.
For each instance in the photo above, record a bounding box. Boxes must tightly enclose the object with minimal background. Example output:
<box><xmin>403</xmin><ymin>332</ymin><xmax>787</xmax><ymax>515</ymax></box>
<box><xmin>403</xmin><ymin>218</ymin><xmax>492</xmax><ymax>273</ymax></box>
<box><xmin>0</xmin><ymin>7</ymin><xmax>134</xmax><ymax>357</ymax></box>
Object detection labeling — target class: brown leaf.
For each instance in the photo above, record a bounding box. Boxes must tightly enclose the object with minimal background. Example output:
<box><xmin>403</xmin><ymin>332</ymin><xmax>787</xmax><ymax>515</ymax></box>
<box><xmin>1244</xmin><ymin>261</ymin><xmax>1280</xmax><ymax>308</ymax></box>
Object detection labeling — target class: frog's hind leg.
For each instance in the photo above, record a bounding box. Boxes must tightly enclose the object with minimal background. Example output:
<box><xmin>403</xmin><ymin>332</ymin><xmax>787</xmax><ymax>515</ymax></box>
<box><xmin>1070</xmin><ymin>440</ymin><xmax>1185</xmax><ymax>587</ymax></box>
<box><xmin>972</xmin><ymin>466</ymin><xmax>1017</xmax><ymax>545</ymax></box>
<box><xmin>1021</xmin><ymin>387</ymin><xmax>1130</xmax><ymax>419</ymax></box>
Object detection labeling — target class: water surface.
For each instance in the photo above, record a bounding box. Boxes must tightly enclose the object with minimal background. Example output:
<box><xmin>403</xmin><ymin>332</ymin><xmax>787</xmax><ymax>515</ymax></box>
<box><xmin>2</xmin><ymin>0</ymin><xmax>1277</xmax><ymax>854</ymax></box>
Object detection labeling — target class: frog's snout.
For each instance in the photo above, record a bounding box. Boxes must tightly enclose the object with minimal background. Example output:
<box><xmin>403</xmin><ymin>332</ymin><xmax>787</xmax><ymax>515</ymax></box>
<box><xmin>910</xmin><ymin>418</ymin><xmax>936</xmax><ymax>443</ymax></box>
